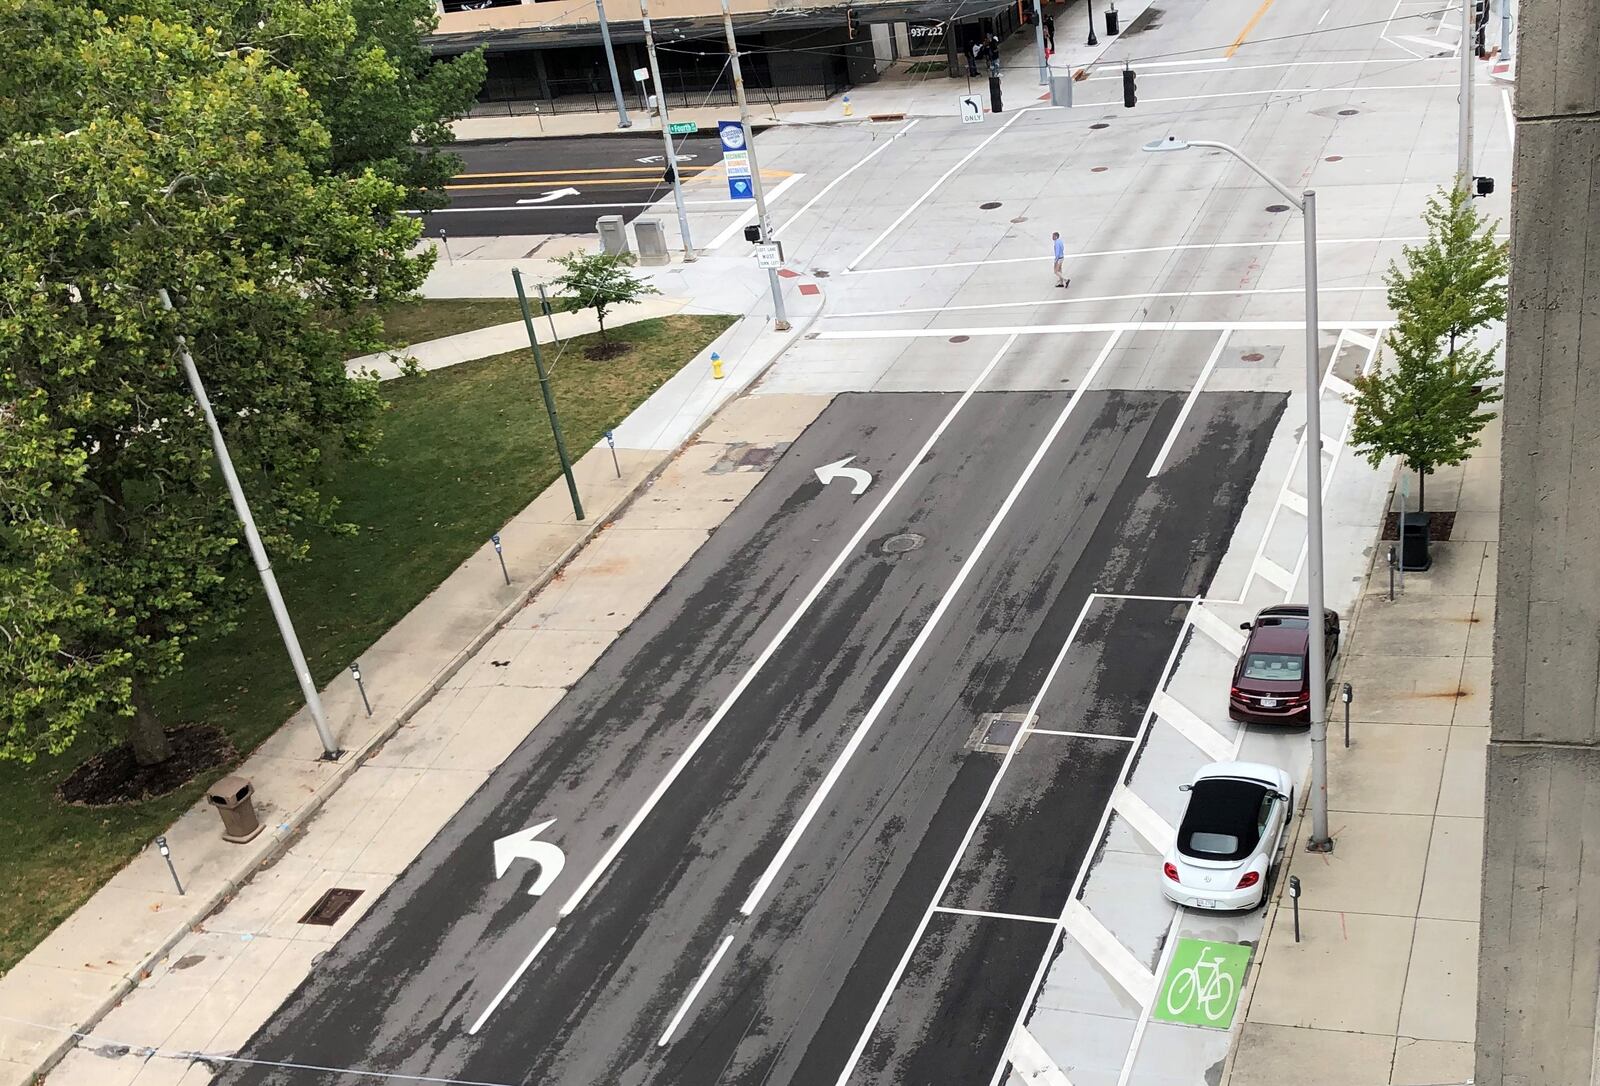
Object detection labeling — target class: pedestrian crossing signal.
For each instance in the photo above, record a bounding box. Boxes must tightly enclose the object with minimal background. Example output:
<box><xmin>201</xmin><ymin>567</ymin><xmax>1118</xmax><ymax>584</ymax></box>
<box><xmin>1122</xmin><ymin>67</ymin><xmax>1137</xmax><ymax>108</ymax></box>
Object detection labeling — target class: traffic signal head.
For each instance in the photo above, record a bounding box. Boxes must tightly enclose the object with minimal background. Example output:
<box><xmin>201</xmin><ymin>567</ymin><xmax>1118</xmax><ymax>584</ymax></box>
<box><xmin>1122</xmin><ymin>67</ymin><xmax>1137</xmax><ymax>108</ymax></box>
<box><xmin>743</xmin><ymin>224</ymin><xmax>761</xmax><ymax>243</ymax></box>
<box><xmin>846</xmin><ymin>7</ymin><xmax>859</xmax><ymax>37</ymax></box>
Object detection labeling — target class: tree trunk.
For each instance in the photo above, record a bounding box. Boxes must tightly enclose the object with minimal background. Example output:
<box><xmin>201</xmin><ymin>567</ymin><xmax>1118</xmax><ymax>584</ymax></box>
<box><xmin>1417</xmin><ymin>467</ymin><xmax>1426</xmax><ymax>513</ymax></box>
<box><xmin>126</xmin><ymin>683</ymin><xmax>173</xmax><ymax>766</ymax></box>
<box><xmin>597</xmin><ymin>309</ymin><xmax>608</xmax><ymax>343</ymax></box>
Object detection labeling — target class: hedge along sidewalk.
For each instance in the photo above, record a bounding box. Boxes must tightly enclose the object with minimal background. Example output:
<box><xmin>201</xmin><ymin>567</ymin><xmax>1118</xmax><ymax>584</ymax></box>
<box><xmin>346</xmin><ymin>294</ymin><xmax>689</xmax><ymax>381</ymax></box>
<box><xmin>0</xmin><ymin>296</ymin><xmax>822</xmax><ymax>1086</ymax></box>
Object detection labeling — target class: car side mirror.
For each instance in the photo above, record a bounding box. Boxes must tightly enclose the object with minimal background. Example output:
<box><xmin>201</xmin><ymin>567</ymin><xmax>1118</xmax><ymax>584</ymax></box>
<box><xmin>1178</xmin><ymin>783</ymin><xmax>1192</xmax><ymax>792</ymax></box>
<box><xmin>1239</xmin><ymin>621</ymin><xmax>1252</xmax><ymax>631</ymax></box>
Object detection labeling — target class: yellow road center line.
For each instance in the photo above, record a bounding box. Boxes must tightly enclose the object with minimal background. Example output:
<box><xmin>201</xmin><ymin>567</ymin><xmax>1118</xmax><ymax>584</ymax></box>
<box><xmin>452</xmin><ymin>166</ymin><xmax>715</xmax><ymax>179</ymax></box>
<box><xmin>447</xmin><ymin>176</ymin><xmax>713</xmax><ymax>190</ymax></box>
<box><xmin>1225</xmin><ymin>0</ymin><xmax>1279</xmax><ymax>58</ymax></box>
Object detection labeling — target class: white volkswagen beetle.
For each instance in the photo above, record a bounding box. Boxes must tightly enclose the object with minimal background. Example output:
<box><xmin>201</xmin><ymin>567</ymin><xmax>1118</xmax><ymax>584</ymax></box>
<box><xmin>1160</xmin><ymin>761</ymin><xmax>1293</xmax><ymax>911</ymax></box>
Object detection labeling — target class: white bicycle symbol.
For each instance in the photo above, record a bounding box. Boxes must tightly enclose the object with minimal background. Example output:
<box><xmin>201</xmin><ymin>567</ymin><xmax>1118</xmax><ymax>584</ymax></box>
<box><xmin>1164</xmin><ymin>950</ymin><xmax>1236</xmax><ymax>1022</ymax></box>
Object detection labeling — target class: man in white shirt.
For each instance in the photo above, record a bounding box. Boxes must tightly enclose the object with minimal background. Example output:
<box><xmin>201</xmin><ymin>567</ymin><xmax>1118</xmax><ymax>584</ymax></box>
<box><xmin>1052</xmin><ymin>231</ymin><xmax>1069</xmax><ymax>288</ymax></box>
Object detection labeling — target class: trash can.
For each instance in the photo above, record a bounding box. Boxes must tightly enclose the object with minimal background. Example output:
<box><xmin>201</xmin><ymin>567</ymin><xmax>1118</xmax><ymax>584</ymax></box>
<box><xmin>207</xmin><ymin>775</ymin><xmax>263</xmax><ymax>843</ymax></box>
<box><xmin>1105</xmin><ymin>6</ymin><xmax>1120</xmax><ymax>34</ymax></box>
<box><xmin>1400</xmin><ymin>511</ymin><xmax>1431</xmax><ymax>571</ymax></box>
<box><xmin>634</xmin><ymin>218</ymin><xmax>669</xmax><ymax>266</ymax></box>
<box><xmin>596</xmin><ymin>215</ymin><xmax>630</xmax><ymax>256</ymax></box>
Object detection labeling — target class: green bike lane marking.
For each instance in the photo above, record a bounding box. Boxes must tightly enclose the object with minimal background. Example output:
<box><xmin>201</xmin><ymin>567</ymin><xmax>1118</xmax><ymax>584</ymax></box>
<box><xmin>1153</xmin><ymin>938</ymin><xmax>1252</xmax><ymax>1029</ymax></box>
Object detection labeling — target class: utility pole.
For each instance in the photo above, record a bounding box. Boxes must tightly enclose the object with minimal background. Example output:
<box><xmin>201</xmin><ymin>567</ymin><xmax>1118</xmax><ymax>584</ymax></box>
<box><xmin>640</xmin><ymin>0</ymin><xmax>696</xmax><ymax>261</ymax></box>
<box><xmin>157</xmin><ymin>289</ymin><xmax>339</xmax><ymax>760</ymax></box>
<box><xmin>1499</xmin><ymin>0</ymin><xmax>1513</xmax><ymax>62</ymax></box>
<box><xmin>595</xmin><ymin>0</ymin><xmax>632</xmax><ymax>128</ymax></box>
<box><xmin>1458</xmin><ymin>0</ymin><xmax>1473</xmax><ymax>188</ymax></box>
<box><xmin>1033</xmin><ymin>0</ymin><xmax>1049</xmax><ymax>84</ymax></box>
<box><xmin>512</xmin><ymin>270</ymin><xmax>585</xmax><ymax>522</ymax></box>
<box><xmin>720</xmin><ymin>0</ymin><xmax>789</xmax><ymax>329</ymax></box>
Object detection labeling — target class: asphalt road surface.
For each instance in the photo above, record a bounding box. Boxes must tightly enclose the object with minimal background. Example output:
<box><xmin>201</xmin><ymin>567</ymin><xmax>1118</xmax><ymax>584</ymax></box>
<box><xmin>424</xmin><ymin>133</ymin><xmax>729</xmax><ymax>237</ymax></box>
<box><xmin>220</xmin><ymin>387</ymin><xmax>1286</xmax><ymax>1086</ymax></box>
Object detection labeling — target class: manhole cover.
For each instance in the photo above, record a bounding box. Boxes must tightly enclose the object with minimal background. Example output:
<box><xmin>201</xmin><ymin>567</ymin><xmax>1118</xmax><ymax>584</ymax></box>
<box><xmin>967</xmin><ymin>712</ymin><xmax>1034</xmax><ymax>754</ymax></box>
<box><xmin>949</xmin><ymin>335</ymin><xmax>970</xmax><ymax>343</ymax></box>
<box><xmin>1338</xmin><ymin>108</ymin><xmax>1359</xmax><ymax>116</ymax></box>
<box><xmin>980</xmin><ymin>201</ymin><xmax>1003</xmax><ymax>209</ymax></box>
<box><xmin>1241</xmin><ymin>352</ymin><xmax>1265</xmax><ymax>362</ymax></box>
<box><xmin>1266</xmin><ymin>204</ymin><xmax>1291</xmax><ymax>213</ymax></box>
<box><xmin>300</xmin><ymin>887</ymin><xmax>363</xmax><ymax>926</ymax></box>
<box><xmin>881</xmin><ymin>532</ymin><xmax>925</xmax><ymax>554</ymax></box>
<box><xmin>813</xmin><ymin>269</ymin><xmax>831</xmax><ymax>278</ymax></box>
<box><xmin>1090</xmin><ymin>122</ymin><xmax>1110</xmax><ymax>129</ymax></box>
<box><xmin>1091</xmin><ymin>166</ymin><xmax>1108</xmax><ymax>173</ymax></box>
<box><xmin>1325</xmin><ymin>155</ymin><xmax>1343</xmax><ymax>162</ymax></box>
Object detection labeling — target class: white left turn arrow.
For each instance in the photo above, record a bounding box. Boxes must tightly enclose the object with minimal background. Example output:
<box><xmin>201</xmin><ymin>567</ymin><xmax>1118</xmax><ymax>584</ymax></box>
<box><xmin>492</xmin><ymin>819</ymin><xmax>566</xmax><ymax>896</ymax></box>
<box><xmin>516</xmin><ymin>187</ymin><xmax>581</xmax><ymax>205</ymax></box>
<box><xmin>814</xmin><ymin>456</ymin><xmax>873</xmax><ymax>495</ymax></box>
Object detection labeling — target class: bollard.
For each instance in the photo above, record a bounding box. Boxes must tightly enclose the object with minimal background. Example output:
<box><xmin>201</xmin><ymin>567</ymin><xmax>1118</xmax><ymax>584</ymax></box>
<box><xmin>1387</xmin><ymin>544</ymin><xmax>1397</xmax><ymax>601</ymax></box>
<box><xmin>1341</xmin><ymin>682</ymin><xmax>1353</xmax><ymax>748</ymax></box>
<box><xmin>843</xmin><ymin>95</ymin><xmax>853</xmax><ymax>116</ymax></box>
<box><xmin>155</xmin><ymin>836</ymin><xmax>184</xmax><ymax>896</ymax></box>
<box><xmin>350</xmin><ymin>662</ymin><xmax>372</xmax><ymax>717</ymax></box>
<box><xmin>605</xmin><ymin>430</ymin><xmax>622</xmax><ymax>478</ymax></box>
<box><xmin>711</xmin><ymin>351</ymin><xmax>725</xmax><ymax>380</ymax></box>
<box><xmin>1288</xmin><ymin>875</ymin><xmax>1302</xmax><ymax>941</ymax></box>
<box><xmin>491</xmin><ymin>533</ymin><xmax>510</xmax><ymax>586</ymax></box>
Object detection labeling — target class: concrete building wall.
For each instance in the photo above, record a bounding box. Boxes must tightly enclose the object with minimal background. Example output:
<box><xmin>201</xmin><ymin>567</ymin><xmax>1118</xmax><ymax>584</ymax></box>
<box><xmin>1478</xmin><ymin>0</ymin><xmax>1600</xmax><ymax>1076</ymax></box>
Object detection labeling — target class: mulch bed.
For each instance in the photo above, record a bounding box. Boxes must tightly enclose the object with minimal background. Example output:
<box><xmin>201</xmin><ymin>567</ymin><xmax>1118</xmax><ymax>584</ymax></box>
<box><xmin>58</xmin><ymin>723</ymin><xmax>236</xmax><ymax>806</ymax></box>
<box><xmin>584</xmin><ymin>340</ymin><xmax>630</xmax><ymax>361</ymax></box>
<box><xmin>1381</xmin><ymin>510</ymin><xmax>1456</xmax><ymax>542</ymax></box>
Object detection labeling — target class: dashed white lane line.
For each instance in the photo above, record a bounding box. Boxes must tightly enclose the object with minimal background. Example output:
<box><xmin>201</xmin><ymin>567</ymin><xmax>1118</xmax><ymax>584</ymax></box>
<box><xmin>1151</xmin><ymin>691</ymin><xmax>1234</xmax><ymax>762</ymax></box>
<box><xmin>846</xmin><ymin>107</ymin><xmax>1041</xmax><ymax>271</ymax></box>
<box><xmin>706</xmin><ymin>172</ymin><xmax>806</xmax><ymax>250</ymax></box>
<box><xmin>814</xmin><ymin>319</ymin><xmax>1397</xmax><ymax>340</ymax></box>
<box><xmin>739</xmin><ymin>329</ymin><xmax>1120</xmax><ymax>918</ymax></box>
<box><xmin>468</xmin><ymin>926</ymin><xmax>556</xmax><ymax>1036</ymax></box>
<box><xmin>1112</xmin><ymin>783</ymin><xmax>1176</xmax><ymax>854</ymax></box>
<box><xmin>933</xmin><ymin>905</ymin><xmax>1062</xmax><ymax>925</ymax></box>
<box><xmin>829</xmin><ymin>285</ymin><xmax>1372</xmax><ymax>320</ymax></box>
<box><xmin>1006</xmin><ymin>1024</ymin><xmax>1077</xmax><ymax>1086</ymax></box>
<box><xmin>1189</xmin><ymin>602</ymin><xmax>1247</xmax><ymax>656</ymax></box>
<box><xmin>772</xmin><ymin>119</ymin><xmax>920</xmax><ymax>240</ymax></box>
<box><xmin>657</xmin><ymin>934</ymin><xmax>735</xmax><ymax>1047</ymax></box>
<box><xmin>1060</xmin><ymin>901</ymin><xmax>1158</xmax><ymax>1006</ymax></box>
<box><xmin>1147</xmin><ymin>330</ymin><xmax>1231</xmax><ymax>478</ymax></box>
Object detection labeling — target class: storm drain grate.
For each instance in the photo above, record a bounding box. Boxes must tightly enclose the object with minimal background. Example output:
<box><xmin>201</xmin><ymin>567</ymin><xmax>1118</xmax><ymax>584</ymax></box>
<box><xmin>880</xmin><ymin>532</ymin><xmax>925</xmax><ymax>555</ymax></box>
<box><xmin>300</xmin><ymin>888</ymin><xmax>363</xmax><ymax>926</ymax></box>
<box><xmin>967</xmin><ymin>712</ymin><xmax>1034</xmax><ymax>754</ymax></box>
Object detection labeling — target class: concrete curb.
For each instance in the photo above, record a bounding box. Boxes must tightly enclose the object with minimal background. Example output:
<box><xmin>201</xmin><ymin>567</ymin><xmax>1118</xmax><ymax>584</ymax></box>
<box><xmin>15</xmin><ymin>301</ymin><xmax>822</xmax><ymax>1086</ymax></box>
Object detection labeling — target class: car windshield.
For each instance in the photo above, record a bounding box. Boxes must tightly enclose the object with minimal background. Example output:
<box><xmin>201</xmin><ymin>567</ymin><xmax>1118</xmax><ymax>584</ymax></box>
<box><xmin>1242</xmin><ymin>652</ymin><xmax>1303</xmax><ymax>682</ymax></box>
<box><xmin>1178</xmin><ymin>778</ymin><xmax>1271</xmax><ymax>862</ymax></box>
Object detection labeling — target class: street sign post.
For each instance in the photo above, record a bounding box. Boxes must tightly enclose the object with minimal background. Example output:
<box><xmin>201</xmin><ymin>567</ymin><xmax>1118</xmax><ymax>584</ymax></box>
<box><xmin>754</xmin><ymin>243</ymin><xmax>782</xmax><ymax>268</ymax></box>
<box><xmin>958</xmin><ymin>94</ymin><xmax>984</xmax><ymax>122</ymax></box>
<box><xmin>668</xmin><ymin>120</ymin><xmax>699</xmax><ymax>134</ymax></box>
<box><xmin>728</xmin><ymin>176</ymin><xmax>754</xmax><ymax>200</ymax></box>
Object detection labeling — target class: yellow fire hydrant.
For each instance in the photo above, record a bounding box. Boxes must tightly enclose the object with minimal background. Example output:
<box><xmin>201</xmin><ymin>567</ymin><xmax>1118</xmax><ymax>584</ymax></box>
<box><xmin>711</xmin><ymin>351</ymin><xmax>724</xmax><ymax>380</ymax></box>
<box><xmin>843</xmin><ymin>95</ymin><xmax>853</xmax><ymax>117</ymax></box>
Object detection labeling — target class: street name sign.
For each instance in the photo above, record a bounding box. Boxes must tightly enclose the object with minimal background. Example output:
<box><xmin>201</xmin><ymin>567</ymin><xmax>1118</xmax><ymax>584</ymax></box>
<box><xmin>668</xmin><ymin>120</ymin><xmax>699</xmax><ymax>134</ymax></box>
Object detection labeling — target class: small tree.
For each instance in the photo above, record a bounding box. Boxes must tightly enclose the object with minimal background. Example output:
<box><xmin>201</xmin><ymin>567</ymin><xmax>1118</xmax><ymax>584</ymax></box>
<box><xmin>549</xmin><ymin>250</ymin><xmax>661</xmax><ymax>345</ymax></box>
<box><xmin>1347</xmin><ymin>185</ymin><xmax>1509</xmax><ymax>510</ymax></box>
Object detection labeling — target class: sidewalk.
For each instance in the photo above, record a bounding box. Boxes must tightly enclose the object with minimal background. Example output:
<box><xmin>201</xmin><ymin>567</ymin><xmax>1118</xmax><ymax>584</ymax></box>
<box><xmin>1224</xmin><ymin>419</ymin><xmax>1498</xmax><ymax>1086</ymax></box>
<box><xmin>0</xmin><ymin>293</ymin><xmax>823</xmax><ymax>1086</ymax></box>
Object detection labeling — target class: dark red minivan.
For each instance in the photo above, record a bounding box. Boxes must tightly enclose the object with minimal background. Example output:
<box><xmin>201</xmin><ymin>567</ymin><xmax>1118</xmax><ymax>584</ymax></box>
<box><xmin>1228</xmin><ymin>605</ymin><xmax>1341</xmax><ymax>724</ymax></box>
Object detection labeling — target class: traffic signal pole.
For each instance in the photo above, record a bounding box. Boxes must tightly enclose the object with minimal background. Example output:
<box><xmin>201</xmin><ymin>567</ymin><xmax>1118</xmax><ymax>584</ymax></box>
<box><xmin>721</xmin><ymin>0</ymin><xmax>789</xmax><ymax>330</ymax></box>
<box><xmin>640</xmin><ymin>0</ymin><xmax>696</xmax><ymax>261</ymax></box>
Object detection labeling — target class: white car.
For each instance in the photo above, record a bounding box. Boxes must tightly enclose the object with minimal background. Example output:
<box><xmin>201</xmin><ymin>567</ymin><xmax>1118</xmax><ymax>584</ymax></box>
<box><xmin>1160</xmin><ymin>761</ymin><xmax>1293</xmax><ymax>911</ymax></box>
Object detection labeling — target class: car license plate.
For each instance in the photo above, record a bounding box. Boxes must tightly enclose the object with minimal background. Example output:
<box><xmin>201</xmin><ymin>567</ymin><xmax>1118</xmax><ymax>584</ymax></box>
<box><xmin>1193</xmin><ymin>898</ymin><xmax>1220</xmax><ymax>909</ymax></box>
<box><xmin>1259</xmin><ymin>697</ymin><xmax>1278</xmax><ymax>708</ymax></box>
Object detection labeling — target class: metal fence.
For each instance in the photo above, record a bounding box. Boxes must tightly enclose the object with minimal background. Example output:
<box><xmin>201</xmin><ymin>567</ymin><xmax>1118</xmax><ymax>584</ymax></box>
<box><xmin>468</xmin><ymin>66</ymin><xmax>847</xmax><ymax>117</ymax></box>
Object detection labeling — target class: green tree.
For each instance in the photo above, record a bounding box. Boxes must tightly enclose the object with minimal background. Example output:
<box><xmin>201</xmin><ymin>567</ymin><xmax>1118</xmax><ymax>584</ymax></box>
<box><xmin>1347</xmin><ymin>186</ymin><xmax>1508</xmax><ymax>510</ymax></box>
<box><xmin>550</xmin><ymin>251</ymin><xmax>662</xmax><ymax>344</ymax></box>
<box><xmin>0</xmin><ymin>12</ymin><xmax>427</xmax><ymax>765</ymax></box>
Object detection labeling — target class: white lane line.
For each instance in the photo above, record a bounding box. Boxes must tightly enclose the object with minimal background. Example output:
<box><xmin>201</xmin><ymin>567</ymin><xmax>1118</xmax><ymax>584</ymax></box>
<box><xmin>842</xmin><ymin>235</ymin><xmax>1442</xmax><ymax>278</ymax></box>
<box><xmin>773</xmin><ymin>119</ymin><xmax>920</xmax><ymax>240</ymax></box>
<box><xmin>468</xmin><ymin>926</ymin><xmax>556</xmax><ymax>1035</ymax></box>
<box><xmin>1501</xmin><ymin>87</ymin><xmax>1515</xmax><ymax>149</ymax></box>
<box><xmin>1188</xmin><ymin>602</ymin><xmax>1246</xmax><ymax>655</ymax></box>
<box><xmin>1132</xmin><ymin>81</ymin><xmax>1448</xmax><ymax>107</ymax></box>
<box><xmin>1254</xmin><ymin>555</ymin><xmax>1297</xmax><ymax>591</ymax></box>
<box><xmin>1147</xmin><ymin>330</ymin><xmax>1231</xmax><ymax>478</ymax></box>
<box><xmin>407</xmin><ymin>199</ymin><xmax>757</xmax><ymax>214</ymax></box>
<box><xmin>1078</xmin><ymin>54</ymin><xmax>1452</xmax><ymax>81</ymax></box>
<box><xmin>833</xmin><ymin>556</ymin><xmax>1114</xmax><ymax>1086</ymax></box>
<box><xmin>828</xmin><ymin>285</ymin><xmax>1371</xmax><ymax>320</ymax></box>
<box><xmin>815</xmin><ymin>319</ymin><xmax>1398</xmax><ymax>340</ymax></box>
<box><xmin>1112</xmin><ymin>784</ymin><xmax>1176</xmax><ymax>854</ymax></box>
<box><xmin>1319</xmin><ymin>7</ymin><xmax>1331</xmax><ymax>22</ymax></box>
<box><xmin>984</xmin><ymin>604</ymin><xmax>1195</xmax><ymax>1086</ymax></box>
<box><xmin>706</xmin><ymin>172</ymin><xmax>806</xmax><ymax>250</ymax></box>
<box><xmin>933</xmin><ymin>905</ymin><xmax>1062</xmax><ymax>924</ymax></box>
<box><xmin>1343</xmin><ymin>328</ymin><xmax>1377</xmax><ymax>350</ymax></box>
<box><xmin>846</xmin><ymin>107</ymin><xmax>1039</xmax><ymax>271</ymax></box>
<box><xmin>739</xmin><ymin>330</ymin><xmax>1120</xmax><ymax>918</ymax></box>
<box><xmin>1061</xmin><ymin>900</ymin><xmax>1158</xmax><ymax>1006</ymax></box>
<box><xmin>1281</xmin><ymin>489</ymin><xmax>1309</xmax><ymax>516</ymax></box>
<box><xmin>1114</xmin><ymin>911</ymin><xmax>1184</xmax><ymax>1086</ymax></box>
<box><xmin>1026</xmin><ymin>728</ymin><xmax>1138</xmax><ymax>742</ymax></box>
<box><xmin>1151</xmin><ymin>691</ymin><xmax>1233</xmax><ymax>763</ymax></box>
<box><xmin>1094</xmin><ymin>592</ymin><xmax>1199</xmax><ymax>602</ymax></box>
<box><xmin>1325</xmin><ymin>373</ymin><xmax>1357</xmax><ymax>398</ymax></box>
<box><xmin>556</xmin><ymin>332</ymin><xmax>1022</xmax><ymax>920</ymax></box>
<box><xmin>1006</xmin><ymin>1025</ymin><xmax>1077</xmax><ymax>1086</ymax></box>
<box><xmin>657</xmin><ymin>934</ymin><xmax>735</xmax><ymax>1047</ymax></box>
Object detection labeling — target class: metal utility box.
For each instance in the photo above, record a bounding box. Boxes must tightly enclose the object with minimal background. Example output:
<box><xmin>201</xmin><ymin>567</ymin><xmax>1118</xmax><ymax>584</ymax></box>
<box><xmin>596</xmin><ymin>215</ymin><xmax>630</xmax><ymax>256</ymax></box>
<box><xmin>1050</xmin><ymin>75</ymin><xmax>1074</xmax><ymax>107</ymax></box>
<box><xmin>634</xmin><ymin>218</ymin><xmax>670</xmax><ymax>265</ymax></box>
<box><xmin>206</xmin><ymin>774</ymin><xmax>263</xmax><ymax>843</ymax></box>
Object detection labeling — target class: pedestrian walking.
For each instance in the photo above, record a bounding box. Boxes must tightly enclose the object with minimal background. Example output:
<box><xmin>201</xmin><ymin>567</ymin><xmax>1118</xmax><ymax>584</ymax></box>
<box><xmin>1043</xmin><ymin>14</ymin><xmax>1055</xmax><ymax>51</ymax></box>
<box><xmin>968</xmin><ymin>36</ymin><xmax>983</xmax><ymax>77</ymax></box>
<box><xmin>1052</xmin><ymin>231</ymin><xmax>1069</xmax><ymax>288</ymax></box>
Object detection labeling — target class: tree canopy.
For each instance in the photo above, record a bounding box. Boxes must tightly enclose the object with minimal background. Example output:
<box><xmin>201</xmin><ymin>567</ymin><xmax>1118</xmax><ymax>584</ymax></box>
<box><xmin>0</xmin><ymin>1</ymin><xmax>482</xmax><ymax>765</ymax></box>
<box><xmin>551</xmin><ymin>251</ymin><xmax>662</xmax><ymax>344</ymax></box>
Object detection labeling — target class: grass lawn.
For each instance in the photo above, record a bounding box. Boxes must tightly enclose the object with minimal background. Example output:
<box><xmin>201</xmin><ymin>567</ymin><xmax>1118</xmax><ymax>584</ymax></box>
<box><xmin>362</xmin><ymin>297</ymin><xmax>554</xmax><ymax>348</ymax></box>
<box><xmin>0</xmin><ymin>313</ymin><xmax>735</xmax><ymax>976</ymax></box>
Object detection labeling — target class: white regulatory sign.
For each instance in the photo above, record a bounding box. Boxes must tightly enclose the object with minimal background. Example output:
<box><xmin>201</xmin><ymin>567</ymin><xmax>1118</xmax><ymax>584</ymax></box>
<box><xmin>958</xmin><ymin>94</ymin><xmax>984</xmax><ymax>123</ymax></box>
<box><xmin>633</xmin><ymin>67</ymin><xmax>650</xmax><ymax>81</ymax></box>
<box><xmin>754</xmin><ymin>244</ymin><xmax>782</xmax><ymax>269</ymax></box>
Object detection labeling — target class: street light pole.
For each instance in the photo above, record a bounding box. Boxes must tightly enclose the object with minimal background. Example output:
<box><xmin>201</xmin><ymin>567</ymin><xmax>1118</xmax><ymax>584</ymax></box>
<box><xmin>1033</xmin><ymin>0</ymin><xmax>1050</xmax><ymax>84</ymax></box>
<box><xmin>639</xmin><ymin>0</ymin><xmax>696</xmax><ymax>261</ymax></box>
<box><xmin>720</xmin><ymin>0</ymin><xmax>790</xmax><ymax>330</ymax></box>
<box><xmin>1458</xmin><ymin>0</ymin><xmax>1474</xmax><ymax>188</ymax></box>
<box><xmin>595</xmin><ymin>0</ymin><xmax>632</xmax><ymax>129</ymax></box>
<box><xmin>157</xmin><ymin>289</ymin><xmax>340</xmax><ymax>760</ymax></box>
<box><xmin>1141</xmin><ymin>136</ymin><xmax>1332</xmax><ymax>851</ymax></box>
